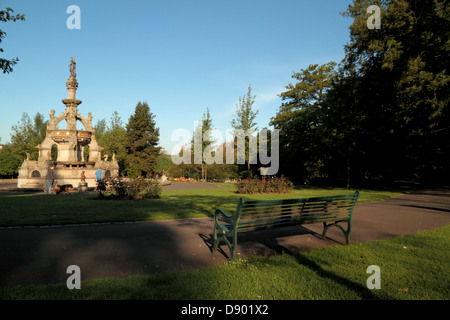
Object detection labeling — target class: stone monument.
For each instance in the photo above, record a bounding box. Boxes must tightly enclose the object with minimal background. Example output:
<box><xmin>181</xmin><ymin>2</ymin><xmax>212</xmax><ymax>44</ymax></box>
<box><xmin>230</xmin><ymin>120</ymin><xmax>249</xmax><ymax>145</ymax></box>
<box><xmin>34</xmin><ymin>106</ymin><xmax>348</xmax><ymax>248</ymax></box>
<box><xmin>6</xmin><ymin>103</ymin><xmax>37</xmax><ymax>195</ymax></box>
<box><xmin>17</xmin><ymin>57</ymin><xmax>119</xmax><ymax>189</ymax></box>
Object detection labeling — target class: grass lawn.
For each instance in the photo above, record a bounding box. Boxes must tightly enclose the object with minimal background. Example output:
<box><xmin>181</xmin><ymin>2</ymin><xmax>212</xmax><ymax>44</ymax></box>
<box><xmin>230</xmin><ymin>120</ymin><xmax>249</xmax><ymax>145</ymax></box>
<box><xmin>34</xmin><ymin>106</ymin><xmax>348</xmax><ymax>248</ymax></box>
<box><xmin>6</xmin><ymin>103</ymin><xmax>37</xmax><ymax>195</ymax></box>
<box><xmin>0</xmin><ymin>226</ymin><xmax>448</xmax><ymax>300</ymax></box>
<box><xmin>0</xmin><ymin>184</ymin><xmax>405</xmax><ymax>227</ymax></box>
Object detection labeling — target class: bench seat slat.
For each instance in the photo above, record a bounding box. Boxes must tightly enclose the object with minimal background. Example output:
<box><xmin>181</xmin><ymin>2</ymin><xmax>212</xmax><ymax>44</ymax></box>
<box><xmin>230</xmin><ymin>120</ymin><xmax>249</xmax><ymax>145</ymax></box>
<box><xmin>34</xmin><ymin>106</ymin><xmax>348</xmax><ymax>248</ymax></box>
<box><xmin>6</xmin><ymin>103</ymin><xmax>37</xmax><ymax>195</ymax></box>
<box><xmin>238</xmin><ymin>207</ymin><xmax>353</xmax><ymax>220</ymax></box>
<box><xmin>241</xmin><ymin>203</ymin><xmax>355</xmax><ymax>214</ymax></box>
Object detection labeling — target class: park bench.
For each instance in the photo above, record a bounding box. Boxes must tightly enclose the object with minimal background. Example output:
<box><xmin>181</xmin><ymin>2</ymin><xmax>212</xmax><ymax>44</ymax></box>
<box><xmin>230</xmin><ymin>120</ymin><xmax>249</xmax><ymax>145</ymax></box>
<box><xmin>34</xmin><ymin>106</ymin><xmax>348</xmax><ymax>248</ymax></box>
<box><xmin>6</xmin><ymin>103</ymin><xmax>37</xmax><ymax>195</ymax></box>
<box><xmin>212</xmin><ymin>191</ymin><xmax>360</xmax><ymax>259</ymax></box>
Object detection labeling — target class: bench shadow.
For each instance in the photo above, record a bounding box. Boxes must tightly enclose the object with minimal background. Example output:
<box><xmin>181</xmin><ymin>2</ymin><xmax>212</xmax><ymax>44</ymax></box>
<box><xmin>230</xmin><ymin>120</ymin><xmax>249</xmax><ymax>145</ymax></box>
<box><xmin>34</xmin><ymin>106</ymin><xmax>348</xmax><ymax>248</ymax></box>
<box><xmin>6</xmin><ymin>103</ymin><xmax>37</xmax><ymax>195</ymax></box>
<box><xmin>199</xmin><ymin>226</ymin><xmax>379</xmax><ymax>300</ymax></box>
<box><xmin>198</xmin><ymin>225</ymin><xmax>344</xmax><ymax>260</ymax></box>
<box><xmin>290</xmin><ymin>252</ymin><xmax>380</xmax><ymax>300</ymax></box>
<box><xmin>198</xmin><ymin>233</ymin><xmax>231</xmax><ymax>259</ymax></box>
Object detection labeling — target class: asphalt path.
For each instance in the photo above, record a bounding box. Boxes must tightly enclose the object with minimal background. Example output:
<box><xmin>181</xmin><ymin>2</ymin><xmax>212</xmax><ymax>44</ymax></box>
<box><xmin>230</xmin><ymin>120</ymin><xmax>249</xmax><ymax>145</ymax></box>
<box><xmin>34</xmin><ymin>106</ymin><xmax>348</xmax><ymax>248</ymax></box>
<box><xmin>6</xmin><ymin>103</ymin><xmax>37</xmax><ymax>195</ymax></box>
<box><xmin>0</xmin><ymin>184</ymin><xmax>449</xmax><ymax>287</ymax></box>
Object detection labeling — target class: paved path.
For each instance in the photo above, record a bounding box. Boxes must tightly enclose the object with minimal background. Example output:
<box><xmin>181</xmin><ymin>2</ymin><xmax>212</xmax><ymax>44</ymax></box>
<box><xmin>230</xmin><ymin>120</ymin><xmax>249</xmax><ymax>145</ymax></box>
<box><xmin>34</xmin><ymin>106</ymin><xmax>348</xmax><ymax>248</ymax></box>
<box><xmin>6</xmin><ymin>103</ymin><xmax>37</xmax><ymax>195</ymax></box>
<box><xmin>0</xmin><ymin>187</ymin><xmax>448</xmax><ymax>287</ymax></box>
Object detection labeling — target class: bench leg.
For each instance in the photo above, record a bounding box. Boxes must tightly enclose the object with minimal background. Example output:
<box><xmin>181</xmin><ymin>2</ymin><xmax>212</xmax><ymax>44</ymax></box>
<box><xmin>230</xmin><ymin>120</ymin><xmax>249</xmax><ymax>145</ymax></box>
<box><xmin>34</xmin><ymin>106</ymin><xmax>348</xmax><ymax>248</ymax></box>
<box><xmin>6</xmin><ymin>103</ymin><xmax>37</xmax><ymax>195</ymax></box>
<box><xmin>212</xmin><ymin>227</ymin><xmax>237</xmax><ymax>259</ymax></box>
<box><xmin>322</xmin><ymin>221</ymin><xmax>351</xmax><ymax>244</ymax></box>
<box><xmin>212</xmin><ymin>227</ymin><xmax>218</xmax><ymax>252</ymax></box>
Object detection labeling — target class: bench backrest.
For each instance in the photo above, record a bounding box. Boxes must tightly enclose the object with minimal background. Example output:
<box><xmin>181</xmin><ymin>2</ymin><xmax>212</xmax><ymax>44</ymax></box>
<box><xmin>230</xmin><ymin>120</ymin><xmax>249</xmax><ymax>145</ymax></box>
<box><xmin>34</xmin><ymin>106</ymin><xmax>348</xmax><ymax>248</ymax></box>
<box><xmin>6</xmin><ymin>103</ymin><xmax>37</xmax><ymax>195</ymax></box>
<box><xmin>233</xmin><ymin>191</ymin><xmax>360</xmax><ymax>233</ymax></box>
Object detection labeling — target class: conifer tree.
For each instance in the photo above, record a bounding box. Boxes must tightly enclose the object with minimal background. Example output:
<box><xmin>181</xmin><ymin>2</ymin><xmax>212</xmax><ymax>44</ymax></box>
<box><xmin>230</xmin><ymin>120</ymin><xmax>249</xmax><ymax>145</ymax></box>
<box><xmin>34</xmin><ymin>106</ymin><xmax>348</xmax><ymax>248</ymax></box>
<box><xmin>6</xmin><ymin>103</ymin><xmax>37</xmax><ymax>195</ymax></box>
<box><xmin>125</xmin><ymin>102</ymin><xmax>160</xmax><ymax>177</ymax></box>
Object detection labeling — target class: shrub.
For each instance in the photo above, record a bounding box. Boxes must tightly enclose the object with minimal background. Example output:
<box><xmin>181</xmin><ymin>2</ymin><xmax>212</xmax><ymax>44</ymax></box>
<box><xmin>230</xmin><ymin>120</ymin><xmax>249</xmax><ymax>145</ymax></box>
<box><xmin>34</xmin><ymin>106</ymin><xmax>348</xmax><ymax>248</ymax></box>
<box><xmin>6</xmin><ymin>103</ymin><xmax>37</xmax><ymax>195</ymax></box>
<box><xmin>235</xmin><ymin>176</ymin><xmax>294</xmax><ymax>194</ymax></box>
<box><xmin>97</xmin><ymin>177</ymin><xmax>161</xmax><ymax>200</ymax></box>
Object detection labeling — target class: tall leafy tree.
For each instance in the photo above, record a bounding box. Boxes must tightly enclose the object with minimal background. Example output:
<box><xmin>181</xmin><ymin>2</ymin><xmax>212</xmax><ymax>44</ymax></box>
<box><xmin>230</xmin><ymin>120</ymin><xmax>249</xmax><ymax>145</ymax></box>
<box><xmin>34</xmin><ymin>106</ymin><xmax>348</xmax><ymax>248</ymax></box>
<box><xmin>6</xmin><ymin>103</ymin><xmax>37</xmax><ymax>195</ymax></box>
<box><xmin>192</xmin><ymin>107</ymin><xmax>215</xmax><ymax>181</ymax></box>
<box><xmin>0</xmin><ymin>144</ymin><xmax>22</xmax><ymax>177</ymax></box>
<box><xmin>340</xmin><ymin>0</ymin><xmax>450</xmax><ymax>183</ymax></box>
<box><xmin>0</xmin><ymin>7</ymin><xmax>25</xmax><ymax>74</ymax></box>
<box><xmin>270</xmin><ymin>63</ymin><xmax>337</xmax><ymax>183</ymax></box>
<box><xmin>272</xmin><ymin>1</ymin><xmax>449</xmax><ymax>186</ymax></box>
<box><xmin>100</xmin><ymin>111</ymin><xmax>128</xmax><ymax>171</ymax></box>
<box><xmin>9</xmin><ymin>112</ymin><xmax>48</xmax><ymax>160</ymax></box>
<box><xmin>125</xmin><ymin>102</ymin><xmax>160</xmax><ymax>177</ymax></box>
<box><xmin>231</xmin><ymin>84</ymin><xmax>259</xmax><ymax>176</ymax></box>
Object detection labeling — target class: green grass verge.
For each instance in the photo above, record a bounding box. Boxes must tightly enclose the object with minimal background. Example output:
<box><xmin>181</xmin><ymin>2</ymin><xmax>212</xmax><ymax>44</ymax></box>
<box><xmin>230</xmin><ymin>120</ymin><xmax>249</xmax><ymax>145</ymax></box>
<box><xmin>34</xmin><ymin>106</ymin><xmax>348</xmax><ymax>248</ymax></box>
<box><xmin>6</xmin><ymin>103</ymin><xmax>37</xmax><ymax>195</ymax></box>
<box><xmin>0</xmin><ymin>185</ymin><xmax>404</xmax><ymax>227</ymax></box>
<box><xmin>1</xmin><ymin>226</ymin><xmax>448</xmax><ymax>300</ymax></box>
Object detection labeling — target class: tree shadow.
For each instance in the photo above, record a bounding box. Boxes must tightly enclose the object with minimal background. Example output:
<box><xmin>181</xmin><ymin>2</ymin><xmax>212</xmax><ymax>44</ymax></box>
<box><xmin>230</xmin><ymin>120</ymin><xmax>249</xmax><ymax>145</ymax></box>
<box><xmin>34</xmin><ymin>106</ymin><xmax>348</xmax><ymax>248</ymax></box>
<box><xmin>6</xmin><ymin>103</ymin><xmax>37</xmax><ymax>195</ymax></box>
<box><xmin>0</xmin><ymin>221</ymin><xmax>182</xmax><ymax>288</ymax></box>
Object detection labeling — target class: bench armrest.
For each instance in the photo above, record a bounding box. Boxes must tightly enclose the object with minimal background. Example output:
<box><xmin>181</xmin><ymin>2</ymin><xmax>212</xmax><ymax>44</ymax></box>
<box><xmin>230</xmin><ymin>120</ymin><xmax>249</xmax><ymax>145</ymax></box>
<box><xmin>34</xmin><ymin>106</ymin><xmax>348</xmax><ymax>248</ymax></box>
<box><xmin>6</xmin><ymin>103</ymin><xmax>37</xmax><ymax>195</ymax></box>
<box><xmin>215</xmin><ymin>208</ymin><xmax>232</xmax><ymax>219</ymax></box>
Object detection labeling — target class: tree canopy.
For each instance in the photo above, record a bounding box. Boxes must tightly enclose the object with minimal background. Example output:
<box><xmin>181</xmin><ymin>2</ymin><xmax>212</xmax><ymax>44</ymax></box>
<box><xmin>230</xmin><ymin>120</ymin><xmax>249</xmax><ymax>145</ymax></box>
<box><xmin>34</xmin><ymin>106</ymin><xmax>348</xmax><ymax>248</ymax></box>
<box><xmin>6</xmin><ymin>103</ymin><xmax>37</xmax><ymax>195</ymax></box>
<box><xmin>0</xmin><ymin>7</ymin><xmax>25</xmax><ymax>74</ymax></box>
<box><xmin>272</xmin><ymin>0</ymin><xmax>449</xmax><ymax>186</ymax></box>
<box><xmin>125</xmin><ymin>101</ymin><xmax>161</xmax><ymax>177</ymax></box>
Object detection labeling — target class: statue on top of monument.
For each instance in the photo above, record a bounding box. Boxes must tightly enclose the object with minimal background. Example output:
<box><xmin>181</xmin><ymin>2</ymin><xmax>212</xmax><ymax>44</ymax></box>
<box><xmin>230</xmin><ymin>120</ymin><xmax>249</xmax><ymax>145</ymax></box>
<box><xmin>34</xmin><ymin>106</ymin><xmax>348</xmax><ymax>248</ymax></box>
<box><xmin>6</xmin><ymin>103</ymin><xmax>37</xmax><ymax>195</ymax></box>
<box><xmin>69</xmin><ymin>57</ymin><xmax>76</xmax><ymax>78</ymax></box>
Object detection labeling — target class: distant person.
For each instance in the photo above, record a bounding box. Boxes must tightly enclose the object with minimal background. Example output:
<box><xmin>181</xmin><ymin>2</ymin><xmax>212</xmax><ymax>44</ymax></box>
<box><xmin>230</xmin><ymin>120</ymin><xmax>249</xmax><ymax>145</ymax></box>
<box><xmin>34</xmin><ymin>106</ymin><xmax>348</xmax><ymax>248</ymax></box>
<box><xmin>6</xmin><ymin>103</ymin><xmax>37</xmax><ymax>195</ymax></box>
<box><xmin>95</xmin><ymin>168</ymin><xmax>104</xmax><ymax>182</ymax></box>
<box><xmin>45</xmin><ymin>164</ymin><xmax>57</xmax><ymax>194</ymax></box>
<box><xmin>95</xmin><ymin>168</ymin><xmax>103</xmax><ymax>190</ymax></box>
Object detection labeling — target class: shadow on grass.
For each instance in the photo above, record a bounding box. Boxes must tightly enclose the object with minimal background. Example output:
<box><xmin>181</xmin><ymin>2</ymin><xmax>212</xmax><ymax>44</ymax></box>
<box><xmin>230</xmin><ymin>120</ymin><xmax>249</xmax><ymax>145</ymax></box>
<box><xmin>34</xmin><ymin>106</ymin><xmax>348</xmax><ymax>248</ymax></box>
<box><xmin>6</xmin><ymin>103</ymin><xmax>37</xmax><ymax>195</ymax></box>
<box><xmin>290</xmin><ymin>252</ymin><xmax>379</xmax><ymax>300</ymax></box>
<box><xmin>0</xmin><ymin>191</ymin><xmax>240</xmax><ymax>226</ymax></box>
<box><xmin>203</xmin><ymin>225</ymin><xmax>379</xmax><ymax>300</ymax></box>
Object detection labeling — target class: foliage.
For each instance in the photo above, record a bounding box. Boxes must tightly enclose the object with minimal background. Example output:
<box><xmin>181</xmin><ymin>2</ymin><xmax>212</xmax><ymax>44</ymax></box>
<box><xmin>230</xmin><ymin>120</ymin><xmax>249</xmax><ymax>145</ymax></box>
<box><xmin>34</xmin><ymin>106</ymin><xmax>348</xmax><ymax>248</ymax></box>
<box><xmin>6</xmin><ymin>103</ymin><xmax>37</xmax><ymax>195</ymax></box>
<box><xmin>8</xmin><ymin>112</ymin><xmax>47</xmax><ymax>161</ymax></box>
<box><xmin>0</xmin><ymin>7</ymin><xmax>25</xmax><ymax>74</ymax></box>
<box><xmin>97</xmin><ymin>177</ymin><xmax>161</xmax><ymax>200</ymax></box>
<box><xmin>125</xmin><ymin>102</ymin><xmax>160</xmax><ymax>177</ymax></box>
<box><xmin>271</xmin><ymin>0</ymin><xmax>449</xmax><ymax>186</ymax></box>
<box><xmin>230</xmin><ymin>84</ymin><xmax>259</xmax><ymax>176</ymax></box>
<box><xmin>154</xmin><ymin>154</ymin><xmax>172</xmax><ymax>175</ymax></box>
<box><xmin>94</xmin><ymin>111</ymin><xmax>128</xmax><ymax>171</ymax></box>
<box><xmin>192</xmin><ymin>107</ymin><xmax>215</xmax><ymax>181</ymax></box>
<box><xmin>270</xmin><ymin>62</ymin><xmax>337</xmax><ymax>184</ymax></box>
<box><xmin>235</xmin><ymin>176</ymin><xmax>294</xmax><ymax>194</ymax></box>
<box><xmin>338</xmin><ymin>0</ymin><xmax>449</xmax><ymax>184</ymax></box>
<box><xmin>0</xmin><ymin>144</ymin><xmax>22</xmax><ymax>177</ymax></box>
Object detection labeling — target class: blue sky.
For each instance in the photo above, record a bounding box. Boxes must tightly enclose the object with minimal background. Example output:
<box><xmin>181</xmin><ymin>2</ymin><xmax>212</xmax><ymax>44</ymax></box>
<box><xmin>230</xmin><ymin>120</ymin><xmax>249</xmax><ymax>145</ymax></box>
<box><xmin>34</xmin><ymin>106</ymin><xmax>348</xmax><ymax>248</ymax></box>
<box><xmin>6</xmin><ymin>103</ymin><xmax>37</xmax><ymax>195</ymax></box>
<box><xmin>0</xmin><ymin>0</ymin><xmax>354</xmax><ymax>153</ymax></box>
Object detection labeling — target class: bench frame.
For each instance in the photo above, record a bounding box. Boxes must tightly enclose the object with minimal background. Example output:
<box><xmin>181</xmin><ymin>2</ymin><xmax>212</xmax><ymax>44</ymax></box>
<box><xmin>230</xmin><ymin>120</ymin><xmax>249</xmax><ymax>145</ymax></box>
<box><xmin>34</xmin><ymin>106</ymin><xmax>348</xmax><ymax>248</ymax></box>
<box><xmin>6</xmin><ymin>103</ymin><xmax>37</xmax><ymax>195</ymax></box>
<box><xmin>212</xmin><ymin>191</ymin><xmax>360</xmax><ymax>259</ymax></box>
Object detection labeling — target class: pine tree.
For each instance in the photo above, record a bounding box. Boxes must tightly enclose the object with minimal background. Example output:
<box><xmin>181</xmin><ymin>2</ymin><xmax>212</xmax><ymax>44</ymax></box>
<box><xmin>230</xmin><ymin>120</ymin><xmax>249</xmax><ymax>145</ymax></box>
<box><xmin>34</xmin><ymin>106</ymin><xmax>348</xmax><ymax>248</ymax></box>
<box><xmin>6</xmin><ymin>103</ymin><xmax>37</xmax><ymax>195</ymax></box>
<box><xmin>125</xmin><ymin>102</ymin><xmax>160</xmax><ymax>177</ymax></box>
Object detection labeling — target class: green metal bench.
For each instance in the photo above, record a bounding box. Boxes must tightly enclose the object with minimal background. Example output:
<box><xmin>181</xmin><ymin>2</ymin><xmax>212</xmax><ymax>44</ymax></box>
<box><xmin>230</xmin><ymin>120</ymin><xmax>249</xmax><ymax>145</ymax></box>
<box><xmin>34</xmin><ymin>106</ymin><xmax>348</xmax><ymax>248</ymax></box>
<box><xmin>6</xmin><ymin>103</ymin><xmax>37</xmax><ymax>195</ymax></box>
<box><xmin>212</xmin><ymin>191</ymin><xmax>360</xmax><ymax>259</ymax></box>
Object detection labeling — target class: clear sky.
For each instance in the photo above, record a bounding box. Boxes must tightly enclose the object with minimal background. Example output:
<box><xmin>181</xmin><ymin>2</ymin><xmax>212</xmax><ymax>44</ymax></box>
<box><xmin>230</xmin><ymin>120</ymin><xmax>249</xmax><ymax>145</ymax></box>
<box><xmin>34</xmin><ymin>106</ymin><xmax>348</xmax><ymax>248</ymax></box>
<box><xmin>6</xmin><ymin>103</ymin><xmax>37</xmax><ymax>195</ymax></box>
<box><xmin>0</xmin><ymin>0</ymin><xmax>354</xmax><ymax>154</ymax></box>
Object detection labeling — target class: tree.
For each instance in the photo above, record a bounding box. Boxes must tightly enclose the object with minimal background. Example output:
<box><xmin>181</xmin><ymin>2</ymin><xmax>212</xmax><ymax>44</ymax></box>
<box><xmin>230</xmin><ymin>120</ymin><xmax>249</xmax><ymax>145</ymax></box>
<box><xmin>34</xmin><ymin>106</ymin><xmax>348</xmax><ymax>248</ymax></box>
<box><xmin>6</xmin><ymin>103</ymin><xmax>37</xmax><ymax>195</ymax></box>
<box><xmin>154</xmin><ymin>153</ymin><xmax>172</xmax><ymax>175</ymax></box>
<box><xmin>340</xmin><ymin>0</ymin><xmax>450</xmax><ymax>183</ymax></box>
<box><xmin>230</xmin><ymin>84</ymin><xmax>259</xmax><ymax>177</ymax></box>
<box><xmin>1</xmin><ymin>7</ymin><xmax>25</xmax><ymax>74</ymax></box>
<box><xmin>125</xmin><ymin>102</ymin><xmax>160</xmax><ymax>177</ymax></box>
<box><xmin>192</xmin><ymin>107</ymin><xmax>215</xmax><ymax>181</ymax></box>
<box><xmin>96</xmin><ymin>111</ymin><xmax>128</xmax><ymax>172</ymax></box>
<box><xmin>270</xmin><ymin>63</ymin><xmax>337</xmax><ymax>184</ymax></box>
<box><xmin>9</xmin><ymin>112</ymin><xmax>48</xmax><ymax>160</ymax></box>
<box><xmin>272</xmin><ymin>1</ymin><xmax>449</xmax><ymax>186</ymax></box>
<box><xmin>94</xmin><ymin>119</ymin><xmax>107</xmax><ymax>143</ymax></box>
<box><xmin>0</xmin><ymin>144</ymin><xmax>22</xmax><ymax>177</ymax></box>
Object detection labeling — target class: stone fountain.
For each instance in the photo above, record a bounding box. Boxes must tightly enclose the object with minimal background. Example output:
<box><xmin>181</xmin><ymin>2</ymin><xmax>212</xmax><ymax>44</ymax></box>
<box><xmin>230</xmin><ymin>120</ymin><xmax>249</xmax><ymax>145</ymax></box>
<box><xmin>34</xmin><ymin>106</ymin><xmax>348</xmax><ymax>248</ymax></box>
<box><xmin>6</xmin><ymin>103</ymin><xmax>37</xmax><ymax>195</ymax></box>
<box><xmin>17</xmin><ymin>57</ymin><xmax>119</xmax><ymax>189</ymax></box>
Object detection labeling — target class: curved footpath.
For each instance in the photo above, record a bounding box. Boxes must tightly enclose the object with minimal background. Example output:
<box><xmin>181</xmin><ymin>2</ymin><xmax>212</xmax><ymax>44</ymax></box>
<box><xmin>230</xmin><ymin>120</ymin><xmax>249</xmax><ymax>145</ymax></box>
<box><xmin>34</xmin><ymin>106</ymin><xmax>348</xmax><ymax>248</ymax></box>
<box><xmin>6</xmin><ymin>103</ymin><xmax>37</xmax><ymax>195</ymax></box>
<box><xmin>0</xmin><ymin>185</ymin><xmax>448</xmax><ymax>287</ymax></box>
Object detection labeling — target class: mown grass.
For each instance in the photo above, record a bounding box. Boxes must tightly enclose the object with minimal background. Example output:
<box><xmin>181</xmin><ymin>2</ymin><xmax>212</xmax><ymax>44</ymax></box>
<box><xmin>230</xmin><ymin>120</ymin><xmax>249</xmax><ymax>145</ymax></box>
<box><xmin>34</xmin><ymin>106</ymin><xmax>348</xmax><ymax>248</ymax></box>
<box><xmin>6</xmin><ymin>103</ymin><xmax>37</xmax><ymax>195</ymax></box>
<box><xmin>0</xmin><ymin>184</ymin><xmax>404</xmax><ymax>227</ymax></box>
<box><xmin>1</xmin><ymin>226</ymin><xmax>448</xmax><ymax>300</ymax></box>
